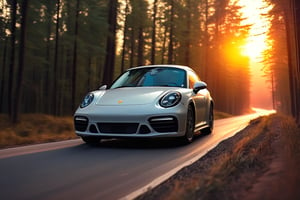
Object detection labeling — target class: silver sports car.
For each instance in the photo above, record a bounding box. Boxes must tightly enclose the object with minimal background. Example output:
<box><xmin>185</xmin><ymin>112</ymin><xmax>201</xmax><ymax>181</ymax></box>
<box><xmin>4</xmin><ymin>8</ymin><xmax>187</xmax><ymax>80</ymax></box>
<box><xmin>74</xmin><ymin>65</ymin><xmax>214</xmax><ymax>144</ymax></box>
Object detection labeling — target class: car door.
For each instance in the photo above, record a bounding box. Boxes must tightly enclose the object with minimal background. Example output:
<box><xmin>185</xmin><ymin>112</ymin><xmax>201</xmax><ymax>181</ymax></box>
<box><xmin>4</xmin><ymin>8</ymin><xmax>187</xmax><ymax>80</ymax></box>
<box><xmin>188</xmin><ymin>71</ymin><xmax>207</xmax><ymax>127</ymax></box>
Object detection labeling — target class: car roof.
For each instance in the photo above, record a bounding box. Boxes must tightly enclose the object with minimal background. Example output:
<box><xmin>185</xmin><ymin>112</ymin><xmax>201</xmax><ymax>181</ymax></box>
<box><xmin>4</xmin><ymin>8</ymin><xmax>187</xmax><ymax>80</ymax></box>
<box><xmin>128</xmin><ymin>64</ymin><xmax>194</xmax><ymax>72</ymax></box>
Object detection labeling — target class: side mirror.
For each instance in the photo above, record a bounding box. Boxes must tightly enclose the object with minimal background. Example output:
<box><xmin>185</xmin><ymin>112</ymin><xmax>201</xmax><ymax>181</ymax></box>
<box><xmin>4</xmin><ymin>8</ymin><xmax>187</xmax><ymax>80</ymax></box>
<box><xmin>193</xmin><ymin>81</ymin><xmax>207</xmax><ymax>93</ymax></box>
<box><xmin>99</xmin><ymin>85</ymin><xmax>107</xmax><ymax>90</ymax></box>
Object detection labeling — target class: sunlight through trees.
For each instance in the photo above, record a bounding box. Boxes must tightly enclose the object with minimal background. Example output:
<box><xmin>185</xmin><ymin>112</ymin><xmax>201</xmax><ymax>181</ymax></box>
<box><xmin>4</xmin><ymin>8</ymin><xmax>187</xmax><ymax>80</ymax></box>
<box><xmin>0</xmin><ymin>0</ymin><xmax>298</xmax><ymax>124</ymax></box>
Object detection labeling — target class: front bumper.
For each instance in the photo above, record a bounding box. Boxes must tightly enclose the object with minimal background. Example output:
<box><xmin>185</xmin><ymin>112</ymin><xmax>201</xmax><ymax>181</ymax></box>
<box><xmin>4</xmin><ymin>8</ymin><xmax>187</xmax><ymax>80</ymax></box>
<box><xmin>74</xmin><ymin>103</ymin><xmax>187</xmax><ymax>138</ymax></box>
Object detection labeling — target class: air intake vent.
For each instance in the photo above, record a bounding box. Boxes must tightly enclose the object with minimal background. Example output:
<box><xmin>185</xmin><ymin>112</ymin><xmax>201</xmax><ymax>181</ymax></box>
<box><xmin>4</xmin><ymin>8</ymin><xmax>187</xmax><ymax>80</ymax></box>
<box><xmin>138</xmin><ymin>125</ymin><xmax>151</xmax><ymax>134</ymax></box>
<box><xmin>149</xmin><ymin>116</ymin><xmax>178</xmax><ymax>132</ymax></box>
<box><xmin>89</xmin><ymin>124</ymin><xmax>98</xmax><ymax>133</ymax></box>
<box><xmin>74</xmin><ymin>116</ymin><xmax>88</xmax><ymax>132</ymax></box>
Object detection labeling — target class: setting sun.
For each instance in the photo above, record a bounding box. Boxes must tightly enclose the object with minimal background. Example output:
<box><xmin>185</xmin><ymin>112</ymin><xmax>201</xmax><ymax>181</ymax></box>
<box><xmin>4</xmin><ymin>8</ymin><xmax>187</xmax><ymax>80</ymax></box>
<box><xmin>242</xmin><ymin>35</ymin><xmax>269</xmax><ymax>61</ymax></box>
<box><xmin>238</xmin><ymin>0</ymin><xmax>273</xmax><ymax>61</ymax></box>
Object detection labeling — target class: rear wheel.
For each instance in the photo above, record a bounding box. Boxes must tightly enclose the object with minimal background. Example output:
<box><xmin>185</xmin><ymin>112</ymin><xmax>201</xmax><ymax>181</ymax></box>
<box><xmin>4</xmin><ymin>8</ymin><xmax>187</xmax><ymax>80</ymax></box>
<box><xmin>81</xmin><ymin>136</ymin><xmax>101</xmax><ymax>144</ymax></box>
<box><xmin>182</xmin><ymin>105</ymin><xmax>195</xmax><ymax>144</ymax></box>
<box><xmin>202</xmin><ymin>105</ymin><xmax>214</xmax><ymax>135</ymax></box>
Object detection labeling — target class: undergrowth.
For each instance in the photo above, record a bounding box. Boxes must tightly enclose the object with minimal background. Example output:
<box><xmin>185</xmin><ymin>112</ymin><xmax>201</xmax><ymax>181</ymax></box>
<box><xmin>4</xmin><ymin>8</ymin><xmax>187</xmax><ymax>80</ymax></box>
<box><xmin>0</xmin><ymin>114</ymin><xmax>77</xmax><ymax>148</ymax></box>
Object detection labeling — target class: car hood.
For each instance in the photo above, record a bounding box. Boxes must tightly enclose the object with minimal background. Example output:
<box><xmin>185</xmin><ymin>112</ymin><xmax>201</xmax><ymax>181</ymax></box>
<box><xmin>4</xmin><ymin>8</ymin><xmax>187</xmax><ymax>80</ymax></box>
<box><xmin>95</xmin><ymin>87</ymin><xmax>170</xmax><ymax>106</ymax></box>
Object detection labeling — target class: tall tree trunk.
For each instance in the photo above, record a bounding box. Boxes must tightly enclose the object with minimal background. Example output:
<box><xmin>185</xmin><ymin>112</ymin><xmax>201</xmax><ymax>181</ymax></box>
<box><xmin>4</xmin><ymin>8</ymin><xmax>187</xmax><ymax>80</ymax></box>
<box><xmin>8</xmin><ymin>0</ymin><xmax>17</xmax><ymax>120</ymax></box>
<box><xmin>161</xmin><ymin>23</ymin><xmax>168</xmax><ymax>64</ymax></box>
<box><xmin>184</xmin><ymin>0</ymin><xmax>191</xmax><ymax>66</ymax></box>
<box><xmin>12</xmin><ymin>0</ymin><xmax>29</xmax><ymax>123</ymax></box>
<box><xmin>0</xmin><ymin>33</ymin><xmax>8</xmax><ymax>113</ymax></box>
<box><xmin>168</xmin><ymin>0</ymin><xmax>174</xmax><ymax>64</ymax></box>
<box><xmin>71</xmin><ymin>0</ymin><xmax>80</xmax><ymax>112</ymax></box>
<box><xmin>151</xmin><ymin>0</ymin><xmax>158</xmax><ymax>64</ymax></box>
<box><xmin>292</xmin><ymin>0</ymin><xmax>300</xmax><ymax>124</ymax></box>
<box><xmin>103</xmin><ymin>0</ymin><xmax>118</xmax><ymax>85</ymax></box>
<box><xmin>53</xmin><ymin>0</ymin><xmax>60</xmax><ymax>115</ymax></box>
<box><xmin>87</xmin><ymin>55</ymin><xmax>92</xmax><ymax>91</ymax></box>
<box><xmin>130</xmin><ymin>29</ymin><xmax>135</xmax><ymax>67</ymax></box>
<box><xmin>285</xmin><ymin>15</ymin><xmax>297</xmax><ymax>118</ymax></box>
<box><xmin>203</xmin><ymin>0</ymin><xmax>209</xmax><ymax>80</ymax></box>
<box><xmin>45</xmin><ymin>4</ymin><xmax>53</xmax><ymax>114</ymax></box>
<box><xmin>284</xmin><ymin>0</ymin><xmax>300</xmax><ymax>124</ymax></box>
<box><xmin>121</xmin><ymin>0</ymin><xmax>129</xmax><ymax>72</ymax></box>
<box><xmin>137</xmin><ymin>27</ymin><xmax>144</xmax><ymax>66</ymax></box>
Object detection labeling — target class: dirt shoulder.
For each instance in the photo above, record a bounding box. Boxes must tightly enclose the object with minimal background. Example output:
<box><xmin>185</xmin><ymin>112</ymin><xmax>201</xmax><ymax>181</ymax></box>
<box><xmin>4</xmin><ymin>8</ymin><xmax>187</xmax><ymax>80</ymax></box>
<box><xmin>136</xmin><ymin>114</ymin><xmax>300</xmax><ymax>200</ymax></box>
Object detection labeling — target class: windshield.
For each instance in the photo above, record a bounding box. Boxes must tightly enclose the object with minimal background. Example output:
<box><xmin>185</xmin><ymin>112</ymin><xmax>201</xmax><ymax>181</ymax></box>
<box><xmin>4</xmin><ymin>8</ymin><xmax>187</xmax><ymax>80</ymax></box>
<box><xmin>110</xmin><ymin>67</ymin><xmax>187</xmax><ymax>89</ymax></box>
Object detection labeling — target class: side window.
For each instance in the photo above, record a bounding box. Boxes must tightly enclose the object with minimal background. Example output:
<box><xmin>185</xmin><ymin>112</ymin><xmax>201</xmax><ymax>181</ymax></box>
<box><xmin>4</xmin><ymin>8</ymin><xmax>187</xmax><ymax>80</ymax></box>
<box><xmin>188</xmin><ymin>71</ymin><xmax>200</xmax><ymax>89</ymax></box>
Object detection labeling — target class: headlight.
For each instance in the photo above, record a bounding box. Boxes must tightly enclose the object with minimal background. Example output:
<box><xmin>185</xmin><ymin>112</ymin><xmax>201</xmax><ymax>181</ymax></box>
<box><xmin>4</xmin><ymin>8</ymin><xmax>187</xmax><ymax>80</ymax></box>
<box><xmin>80</xmin><ymin>93</ymin><xmax>94</xmax><ymax>108</ymax></box>
<box><xmin>159</xmin><ymin>92</ymin><xmax>181</xmax><ymax>108</ymax></box>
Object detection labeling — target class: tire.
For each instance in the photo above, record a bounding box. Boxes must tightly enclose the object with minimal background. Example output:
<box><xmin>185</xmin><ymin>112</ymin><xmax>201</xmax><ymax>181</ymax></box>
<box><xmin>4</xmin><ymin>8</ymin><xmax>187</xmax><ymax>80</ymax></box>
<box><xmin>202</xmin><ymin>105</ymin><xmax>214</xmax><ymax>135</ymax></box>
<box><xmin>81</xmin><ymin>136</ymin><xmax>101</xmax><ymax>144</ymax></box>
<box><xmin>182</xmin><ymin>105</ymin><xmax>195</xmax><ymax>144</ymax></box>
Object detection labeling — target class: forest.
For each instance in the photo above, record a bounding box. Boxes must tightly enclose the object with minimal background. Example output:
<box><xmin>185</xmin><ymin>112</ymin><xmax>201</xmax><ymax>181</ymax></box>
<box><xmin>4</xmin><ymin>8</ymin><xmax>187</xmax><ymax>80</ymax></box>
<box><xmin>0</xmin><ymin>0</ymin><xmax>299</xmax><ymax>124</ymax></box>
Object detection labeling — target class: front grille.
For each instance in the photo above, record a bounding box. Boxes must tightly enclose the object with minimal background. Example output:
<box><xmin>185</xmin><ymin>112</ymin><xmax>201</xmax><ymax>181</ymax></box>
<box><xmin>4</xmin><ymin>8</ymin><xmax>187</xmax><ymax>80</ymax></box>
<box><xmin>149</xmin><ymin>116</ymin><xmax>178</xmax><ymax>132</ymax></box>
<box><xmin>74</xmin><ymin>116</ymin><xmax>89</xmax><ymax>132</ymax></box>
<box><xmin>97</xmin><ymin>123</ymin><xmax>139</xmax><ymax>134</ymax></box>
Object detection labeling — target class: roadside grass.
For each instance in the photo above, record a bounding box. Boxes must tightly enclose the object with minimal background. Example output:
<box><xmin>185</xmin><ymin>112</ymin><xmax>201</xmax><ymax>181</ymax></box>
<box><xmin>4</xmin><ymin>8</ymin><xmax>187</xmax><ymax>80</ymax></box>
<box><xmin>194</xmin><ymin>116</ymin><xmax>272</xmax><ymax>200</ymax></box>
<box><xmin>200</xmin><ymin>115</ymin><xmax>298</xmax><ymax>199</ymax></box>
<box><xmin>167</xmin><ymin>116</ymin><xmax>272</xmax><ymax>200</ymax></box>
<box><xmin>136</xmin><ymin>114</ymin><xmax>300</xmax><ymax>200</ymax></box>
<box><xmin>0</xmin><ymin>114</ymin><xmax>77</xmax><ymax>149</ymax></box>
<box><xmin>277</xmin><ymin>115</ymin><xmax>300</xmax><ymax>199</ymax></box>
<box><xmin>282</xmin><ymin>116</ymin><xmax>300</xmax><ymax>157</ymax></box>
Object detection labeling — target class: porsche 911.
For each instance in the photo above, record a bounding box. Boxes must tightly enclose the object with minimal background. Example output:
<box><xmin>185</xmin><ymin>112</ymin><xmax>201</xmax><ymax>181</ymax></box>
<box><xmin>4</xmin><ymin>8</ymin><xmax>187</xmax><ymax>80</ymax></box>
<box><xmin>74</xmin><ymin>65</ymin><xmax>214</xmax><ymax>144</ymax></box>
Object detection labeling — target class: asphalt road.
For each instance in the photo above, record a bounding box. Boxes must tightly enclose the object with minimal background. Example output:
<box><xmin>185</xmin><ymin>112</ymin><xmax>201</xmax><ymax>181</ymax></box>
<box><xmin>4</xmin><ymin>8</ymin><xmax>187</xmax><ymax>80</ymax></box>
<box><xmin>0</xmin><ymin>110</ymin><xmax>273</xmax><ymax>200</ymax></box>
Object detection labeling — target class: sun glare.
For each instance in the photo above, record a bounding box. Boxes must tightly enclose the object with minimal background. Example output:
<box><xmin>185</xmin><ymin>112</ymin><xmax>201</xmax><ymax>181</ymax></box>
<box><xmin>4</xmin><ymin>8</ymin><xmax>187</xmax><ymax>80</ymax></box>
<box><xmin>238</xmin><ymin>0</ymin><xmax>273</xmax><ymax>61</ymax></box>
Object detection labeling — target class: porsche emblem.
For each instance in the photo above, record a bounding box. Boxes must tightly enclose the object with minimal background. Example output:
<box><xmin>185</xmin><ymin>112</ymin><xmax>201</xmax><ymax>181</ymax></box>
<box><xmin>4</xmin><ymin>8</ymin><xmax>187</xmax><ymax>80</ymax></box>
<box><xmin>117</xmin><ymin>100</ymin><xmax>123</xmax><ymax>104</ymax></box>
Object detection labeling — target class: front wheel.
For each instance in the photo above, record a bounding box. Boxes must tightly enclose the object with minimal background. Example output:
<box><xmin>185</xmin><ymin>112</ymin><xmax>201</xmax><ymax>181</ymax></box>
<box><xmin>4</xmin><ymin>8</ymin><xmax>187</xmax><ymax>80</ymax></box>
<box><xmin>182</xmin><ymin>105</ymin><xmax>195</xmax><ymax>144</ymax></box>
<box><xmin>202</xmin><ymin>105</ymin><xmax>214</xmax><ymax>135</ymax></box>
<box><xmin>81</xmin><ymin>136</ymin><xmax>101</xmax><ymax>145</ymax></box>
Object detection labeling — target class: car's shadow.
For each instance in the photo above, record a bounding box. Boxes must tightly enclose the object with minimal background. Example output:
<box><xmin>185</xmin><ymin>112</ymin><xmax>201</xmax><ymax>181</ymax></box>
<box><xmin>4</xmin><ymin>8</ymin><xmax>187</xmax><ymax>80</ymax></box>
<box><xmin>81</xmin><ymin>134</ymin><xmax>208</xmax><ymax>150</ymax></box>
